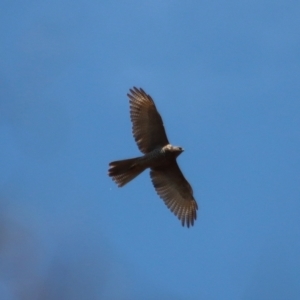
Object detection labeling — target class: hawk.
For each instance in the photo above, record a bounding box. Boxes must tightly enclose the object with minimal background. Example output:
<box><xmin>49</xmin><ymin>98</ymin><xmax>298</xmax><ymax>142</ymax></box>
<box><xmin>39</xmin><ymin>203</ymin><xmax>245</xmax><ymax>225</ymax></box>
<box><xmin>108</xmin><ymin>87</ymin><xmax>198</xmax><ymax>227</ymax></box>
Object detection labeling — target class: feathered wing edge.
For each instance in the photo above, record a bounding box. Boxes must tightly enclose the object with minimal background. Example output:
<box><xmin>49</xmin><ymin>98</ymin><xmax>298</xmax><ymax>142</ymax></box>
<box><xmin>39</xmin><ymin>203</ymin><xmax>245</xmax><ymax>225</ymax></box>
<box><xmin>128</xmin><ymin>87</ymin><xmax>169</xmax><ymax>153</ymax></box>
<box><xmin>150</xmin><ymin>164</ymin><xmax>198</xmax><ymax>228</ymax></box>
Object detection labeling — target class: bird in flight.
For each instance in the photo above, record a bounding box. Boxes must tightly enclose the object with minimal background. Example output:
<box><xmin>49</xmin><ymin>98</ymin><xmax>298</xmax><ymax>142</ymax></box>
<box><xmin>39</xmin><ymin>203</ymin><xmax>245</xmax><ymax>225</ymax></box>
<box><xmin>108</xmin><ymin>87</ymin><xmax>198</xmax><ymax>227</ymax></box>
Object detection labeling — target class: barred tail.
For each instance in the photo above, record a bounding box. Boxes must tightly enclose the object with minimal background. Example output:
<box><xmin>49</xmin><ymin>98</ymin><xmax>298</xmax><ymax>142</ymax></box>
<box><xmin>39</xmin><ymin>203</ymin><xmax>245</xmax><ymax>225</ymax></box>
<box><xmin>108</xmin><ymin>157</ymin><xmax>145</xmax><ymax>187</ymax></box>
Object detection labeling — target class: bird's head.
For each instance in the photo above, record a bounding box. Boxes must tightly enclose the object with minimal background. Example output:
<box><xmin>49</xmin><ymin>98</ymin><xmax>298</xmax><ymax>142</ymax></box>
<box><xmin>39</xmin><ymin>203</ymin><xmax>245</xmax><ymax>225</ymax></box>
<box><xmin>163</xmin><ymin>144</ymin><xmax>184</xmax><ymax>158</ymax></box>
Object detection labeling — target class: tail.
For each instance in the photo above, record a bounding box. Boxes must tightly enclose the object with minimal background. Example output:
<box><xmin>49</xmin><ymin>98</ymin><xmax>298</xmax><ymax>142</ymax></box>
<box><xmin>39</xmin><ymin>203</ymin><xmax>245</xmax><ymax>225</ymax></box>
<box><xmin>108</xmin><ymin>157</ymin><xmax>145</xmax><ymax>187</ymax></box>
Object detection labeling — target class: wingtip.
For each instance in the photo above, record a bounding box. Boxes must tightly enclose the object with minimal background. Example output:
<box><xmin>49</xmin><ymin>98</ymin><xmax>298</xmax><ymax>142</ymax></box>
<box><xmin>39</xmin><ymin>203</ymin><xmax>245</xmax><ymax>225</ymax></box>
<box><xmin>128</xmin><ymin>87</ymin><xmax>146</xmax><ymax>96</ymax></box>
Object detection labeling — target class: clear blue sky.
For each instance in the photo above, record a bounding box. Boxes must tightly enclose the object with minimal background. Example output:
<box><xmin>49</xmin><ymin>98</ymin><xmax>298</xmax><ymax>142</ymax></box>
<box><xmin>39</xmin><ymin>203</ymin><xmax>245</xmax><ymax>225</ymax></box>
<box><xmin>1</xmin><ymin>1</ymin><xmax>300</xmax><ymax>299</ymax></box>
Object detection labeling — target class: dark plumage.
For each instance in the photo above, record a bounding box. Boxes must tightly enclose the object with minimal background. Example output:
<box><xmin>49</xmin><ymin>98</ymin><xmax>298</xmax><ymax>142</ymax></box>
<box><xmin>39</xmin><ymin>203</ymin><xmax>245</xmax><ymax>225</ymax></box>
<box><xmin>108</xmin><ymin>87</ymin><xmax>198</xmax><ymax>227</ymax></box>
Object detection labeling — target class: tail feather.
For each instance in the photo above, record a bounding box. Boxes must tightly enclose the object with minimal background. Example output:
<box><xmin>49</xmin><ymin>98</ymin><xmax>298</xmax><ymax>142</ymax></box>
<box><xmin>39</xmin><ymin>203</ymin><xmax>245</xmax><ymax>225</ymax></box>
<box><xmin>108</xmin><ymin>157</ymin><xmax>145</xmax><ymax>187</ymax></box>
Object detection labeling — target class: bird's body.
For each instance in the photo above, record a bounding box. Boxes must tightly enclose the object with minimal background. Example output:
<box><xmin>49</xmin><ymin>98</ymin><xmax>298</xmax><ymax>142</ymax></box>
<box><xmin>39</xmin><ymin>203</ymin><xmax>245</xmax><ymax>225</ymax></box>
<box><xmin>108</xmin><ymin>87</ymin><xmax>198</xmax><ymax>227</ymax></box>
<box><xmin>109</xmin><ymin>145</ymin><xmax>183</xmax><ymax>186</ymax></box>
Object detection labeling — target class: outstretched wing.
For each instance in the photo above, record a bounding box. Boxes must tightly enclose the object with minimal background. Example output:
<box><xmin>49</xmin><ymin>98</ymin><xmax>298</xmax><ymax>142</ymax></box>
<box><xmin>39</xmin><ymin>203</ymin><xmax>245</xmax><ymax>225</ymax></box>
<box><xmin>150</xmin><ymin>162</ymin><xmax>198</xmax><ymax>227</ymax></box>
<box><xmin>128</xmin><ymin>87</ymin><xmax>169</xmax><ymax>154</ymax></box>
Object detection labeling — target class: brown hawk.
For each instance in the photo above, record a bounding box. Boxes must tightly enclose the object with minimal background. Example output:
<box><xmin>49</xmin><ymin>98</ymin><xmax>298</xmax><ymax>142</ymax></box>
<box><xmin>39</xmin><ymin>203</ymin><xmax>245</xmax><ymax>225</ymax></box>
<box><xmin>108</xmin><ymin>87</ymin><xmax>198</xmax><ymax>227</ymax></box>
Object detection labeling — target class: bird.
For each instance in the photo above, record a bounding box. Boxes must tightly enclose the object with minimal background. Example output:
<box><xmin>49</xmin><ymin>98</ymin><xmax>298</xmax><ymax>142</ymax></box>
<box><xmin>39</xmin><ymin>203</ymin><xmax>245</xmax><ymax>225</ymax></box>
<box><xmin>108</xmin><ymin>87</ymin><xmax>198</xmax><ymax>227</ymax></box>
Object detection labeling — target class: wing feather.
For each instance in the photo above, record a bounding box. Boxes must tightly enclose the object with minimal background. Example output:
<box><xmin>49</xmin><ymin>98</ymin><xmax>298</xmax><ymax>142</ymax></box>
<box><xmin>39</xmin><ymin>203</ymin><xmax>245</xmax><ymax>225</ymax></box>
<box><xmin>150</xmin><ymin>162</ymin><xmax>198</xmax><ymax>227</ymax></box>
<box><xmin>128</xmin><ymin>87</ymin><xmax>169</xmax><ymax>154</ymax></box>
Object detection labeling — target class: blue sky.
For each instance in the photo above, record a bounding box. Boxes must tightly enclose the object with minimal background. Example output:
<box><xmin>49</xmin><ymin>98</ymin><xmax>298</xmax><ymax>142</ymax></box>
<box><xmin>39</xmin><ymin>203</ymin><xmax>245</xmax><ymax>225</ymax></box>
<box><xmin>1</xmin><ymin>1</ymin><xmax>300</xmax><ymax>299</ymax></box>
